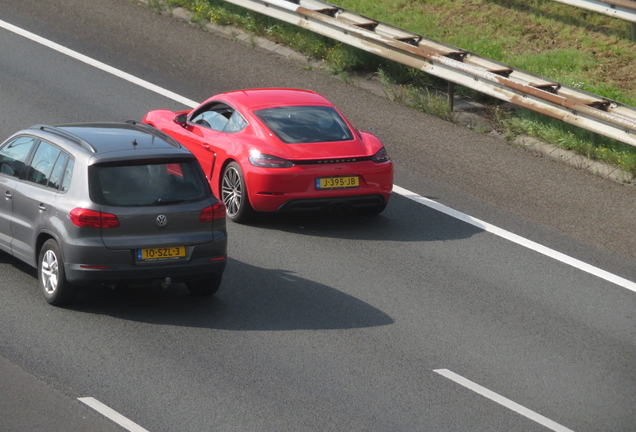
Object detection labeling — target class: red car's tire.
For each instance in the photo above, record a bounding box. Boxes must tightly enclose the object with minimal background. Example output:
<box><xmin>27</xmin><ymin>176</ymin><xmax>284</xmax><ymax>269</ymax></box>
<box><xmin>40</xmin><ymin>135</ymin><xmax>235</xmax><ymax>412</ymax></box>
<box><xmin>221</xmin><ymin>162</ymin><xmax>255</xmax><ymax>223</ymax></box>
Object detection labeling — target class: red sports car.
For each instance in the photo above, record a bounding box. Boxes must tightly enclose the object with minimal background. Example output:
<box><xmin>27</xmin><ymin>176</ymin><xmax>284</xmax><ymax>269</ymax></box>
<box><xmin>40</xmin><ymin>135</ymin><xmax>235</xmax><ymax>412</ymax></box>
<box><xmin>142</xmin><ymin>88</ymin><xmax>393</xmax><ymax>223</ymax></box>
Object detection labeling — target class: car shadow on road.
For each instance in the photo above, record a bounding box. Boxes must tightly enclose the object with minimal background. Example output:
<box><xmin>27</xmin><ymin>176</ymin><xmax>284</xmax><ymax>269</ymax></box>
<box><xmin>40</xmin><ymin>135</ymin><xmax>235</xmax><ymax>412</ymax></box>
<box><xmin>69</xmin><ymin>257</ymin><xmax>394</xmax><ymax>331</ymax></box>
<box><xmin>246</xmin><ymin>193</ymin><xmax>482</xmax><ymax>242</ymax></box>
<box><xmin>0</xmin><ymin>252</ymin><xmax>37</xmax><ymax>277</ymax></box>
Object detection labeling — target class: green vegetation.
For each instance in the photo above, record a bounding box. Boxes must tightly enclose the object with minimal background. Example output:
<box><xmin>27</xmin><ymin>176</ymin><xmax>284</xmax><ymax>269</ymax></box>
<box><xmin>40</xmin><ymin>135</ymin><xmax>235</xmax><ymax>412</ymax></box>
<box><xmin>156</xmin><ymin>0</ymin><xmax>636</xmax><ymax>176</ymax></box>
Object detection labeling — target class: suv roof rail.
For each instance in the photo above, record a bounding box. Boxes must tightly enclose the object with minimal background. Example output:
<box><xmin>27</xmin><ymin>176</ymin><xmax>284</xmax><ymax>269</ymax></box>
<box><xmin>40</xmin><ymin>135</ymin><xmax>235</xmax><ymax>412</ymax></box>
<box><xmin>30</xmin><ymin>124</ymin><xmax>97</xmax><ymax>153</ymax></box>
<box><xmin>125</xmin><ymin>120</ymin><xmax>183</xmax><ymax>148</ymax></box>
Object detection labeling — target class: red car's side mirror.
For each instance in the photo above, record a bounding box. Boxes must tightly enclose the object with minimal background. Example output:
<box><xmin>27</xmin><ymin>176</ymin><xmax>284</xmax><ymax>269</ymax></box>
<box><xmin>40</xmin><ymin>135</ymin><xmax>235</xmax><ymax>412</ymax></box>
<box><xmin>173</xmin><ymin>113</ymin><xmax>188</xmax><ymax>127</ymax></box>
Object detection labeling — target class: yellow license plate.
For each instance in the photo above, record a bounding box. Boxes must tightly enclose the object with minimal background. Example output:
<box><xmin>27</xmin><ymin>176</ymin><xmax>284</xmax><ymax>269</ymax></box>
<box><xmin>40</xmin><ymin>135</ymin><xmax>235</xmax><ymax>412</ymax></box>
<box><xmin>137</xmin><ymin>246</ymin><xmax>186</xmax><ymax>261</ymax></box>
<box><xmin>316</xmin><ymin>176</ymin><xmax>360</xmax><ymax>189</ymax></box>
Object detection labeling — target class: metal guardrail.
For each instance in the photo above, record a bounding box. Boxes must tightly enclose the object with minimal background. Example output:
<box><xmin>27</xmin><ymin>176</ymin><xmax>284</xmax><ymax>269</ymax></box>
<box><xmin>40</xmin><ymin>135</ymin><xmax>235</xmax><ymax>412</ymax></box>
<box><xmin>222</xmin><ymin>0</ymin><xmax>636</xmax><ymax>148</ymax></box>
<box><xmin>549</xmin><ymin>0</ymin><xmax>636</xmax><ymax>23</ymax></box>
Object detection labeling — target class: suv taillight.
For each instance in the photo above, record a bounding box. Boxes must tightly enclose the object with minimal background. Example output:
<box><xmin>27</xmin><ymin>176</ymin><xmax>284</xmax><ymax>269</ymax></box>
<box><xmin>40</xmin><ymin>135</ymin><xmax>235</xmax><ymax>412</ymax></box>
<box><xmin>200</xmin><ymin>201</ymin><xmax>226</xmax><ymax>222</ymax></box>
<box><xmin>70</xmin><ymin>208</ymin><xmax>120</xmax><ymax>228</ymax></box>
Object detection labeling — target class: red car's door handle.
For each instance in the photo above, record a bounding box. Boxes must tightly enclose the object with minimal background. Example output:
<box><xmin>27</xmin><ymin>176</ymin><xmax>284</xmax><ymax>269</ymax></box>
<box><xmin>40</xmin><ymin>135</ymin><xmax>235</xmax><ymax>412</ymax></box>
<box><xmin>202</xmin><ymin>144</ymin><xmax>212</xmax><ymax>151</ymax></box>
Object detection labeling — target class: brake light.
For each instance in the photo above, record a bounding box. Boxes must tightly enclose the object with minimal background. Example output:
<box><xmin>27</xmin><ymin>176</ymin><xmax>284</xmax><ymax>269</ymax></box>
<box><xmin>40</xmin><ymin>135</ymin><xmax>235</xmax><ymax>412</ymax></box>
<box><xmin>70</xmin><ymin>208</ymin><xmax>120</xmax><ymax>228</ymax></box>
<box><xmin>200</xmin><ymin>201</ymin><xmax>226</xmax><ymax>222</ymax></box>
<box><xmin>248</xmin><ymin>150</ymin><xmax>293</xmax><ymax>168</ymax></box>
<box><xmin>372</xmin><ymin>147</ymin><xmax>390</xmax><ymax>163</ymax></box>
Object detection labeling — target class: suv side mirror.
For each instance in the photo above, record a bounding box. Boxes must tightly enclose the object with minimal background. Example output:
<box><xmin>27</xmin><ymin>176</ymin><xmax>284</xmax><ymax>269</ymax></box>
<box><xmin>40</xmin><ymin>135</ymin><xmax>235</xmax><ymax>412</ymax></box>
<box><xmin>173</xmin><ymin>113</ymin><xmax>188</xmax><ymax>127</ymax></box>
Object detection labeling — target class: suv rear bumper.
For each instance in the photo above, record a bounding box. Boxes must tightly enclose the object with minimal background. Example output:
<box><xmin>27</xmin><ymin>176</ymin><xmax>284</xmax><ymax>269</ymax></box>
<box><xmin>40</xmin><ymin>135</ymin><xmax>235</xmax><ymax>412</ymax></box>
<box><xmin>65</xmin><ymin>256</ymin><xmax>227</xmax><ymax>286</ymax></box>
<box><xmin>61</xmin><ymin>236</ymin><xmax>228</xmax><ymax>286</ymax></box>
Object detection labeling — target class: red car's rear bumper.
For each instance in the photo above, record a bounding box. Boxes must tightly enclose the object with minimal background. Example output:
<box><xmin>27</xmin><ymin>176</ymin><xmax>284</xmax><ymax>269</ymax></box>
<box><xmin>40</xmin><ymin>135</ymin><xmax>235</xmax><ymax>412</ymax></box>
<box><xmin>244</xmin><ymin>160</ymin><xmax>393</xmax><ymax>212</ymax></box>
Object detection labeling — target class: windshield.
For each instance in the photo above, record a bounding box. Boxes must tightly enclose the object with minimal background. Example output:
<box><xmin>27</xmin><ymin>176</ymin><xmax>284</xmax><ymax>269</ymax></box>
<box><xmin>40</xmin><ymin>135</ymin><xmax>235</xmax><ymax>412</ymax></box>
<box><xmin>254</xmin><ymin>106</ymin><xmax>354</xmax><ymax>144</ymax></box>
<box><xmin>89</xmin><ymin>160</ymin><xmax>209</xmax><ymax>206</ymax></box>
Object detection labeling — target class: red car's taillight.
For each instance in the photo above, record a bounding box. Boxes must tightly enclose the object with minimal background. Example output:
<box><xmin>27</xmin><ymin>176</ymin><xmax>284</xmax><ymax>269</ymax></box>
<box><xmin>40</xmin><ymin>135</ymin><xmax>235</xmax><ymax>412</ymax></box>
<box><xmin>200</xmin><ymin>201</ymin><xmax>226</xmax><ymax>222</ymax></box>
<box><xmin>372</xmin><ymin>147</ymin><xmax>390</xmax><ymax>163</ymax></box>
<box><xmin>248</xmin><ymin>151</ymin><xmax>293</xmax><ymax>168</ymax></box>
<box><xmin>70</xmin><ymin>208</ymin><xmax>120</xmax><ymax>228</ymax></box>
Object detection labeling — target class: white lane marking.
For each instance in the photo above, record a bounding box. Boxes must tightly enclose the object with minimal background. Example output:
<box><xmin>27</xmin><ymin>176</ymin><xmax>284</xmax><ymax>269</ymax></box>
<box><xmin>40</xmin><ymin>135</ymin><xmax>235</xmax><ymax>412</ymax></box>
<box><xmin>394</xmin><ymin>185</ymin><xmax>636</xmax><ymax>293</ymax></box>
<box><xmin>79</xmin><ymin>397</ymin><xmax>151</xmax><ymax>432</ymax></box>
<box><xmin>434</xmin><ymin>369</ymin><xmax>575</xmax><ymax>432</ymax></box>
<box><xmin>0</xmin><ymin>19</ymin><xmax>199</xmax><ymax>109</ymax></box>
<box><xmin>2</xmin><ymin>19</ymin><xmax>635</xmax><ymax>294</ymax></box>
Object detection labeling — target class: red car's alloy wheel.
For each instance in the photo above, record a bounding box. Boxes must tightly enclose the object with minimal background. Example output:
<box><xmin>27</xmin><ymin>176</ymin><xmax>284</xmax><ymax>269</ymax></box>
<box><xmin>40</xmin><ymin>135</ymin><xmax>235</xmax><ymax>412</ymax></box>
<box><xmin>221</xmin><ymin>162</ymin><xmax>254</xmax><ymax>223</ymax></box>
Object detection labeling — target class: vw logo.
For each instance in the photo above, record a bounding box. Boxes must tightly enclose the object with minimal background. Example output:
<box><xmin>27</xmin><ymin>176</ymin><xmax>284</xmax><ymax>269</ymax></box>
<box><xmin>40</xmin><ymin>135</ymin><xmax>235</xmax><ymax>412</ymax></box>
<box><xmin>156</xmin><ymin>214</ymin><xmax>168</xmax><ymax>227</ymax></box>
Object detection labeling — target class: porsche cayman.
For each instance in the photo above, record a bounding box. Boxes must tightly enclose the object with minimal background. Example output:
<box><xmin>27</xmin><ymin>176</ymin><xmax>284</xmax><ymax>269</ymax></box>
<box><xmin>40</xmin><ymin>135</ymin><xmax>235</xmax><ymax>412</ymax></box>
<box><xmin>142</xmin><ymin>88</ymin><xmax>393</xmax><ymax>223</ymax></box>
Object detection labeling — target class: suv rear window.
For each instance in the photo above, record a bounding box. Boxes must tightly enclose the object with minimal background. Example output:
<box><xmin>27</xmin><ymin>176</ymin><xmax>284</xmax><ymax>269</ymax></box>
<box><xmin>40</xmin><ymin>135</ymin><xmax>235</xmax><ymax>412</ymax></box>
<box><xmin>254</xmin><ymin>106</ymin><xmax>353</xmax><ymax>144</ymax></box>
<box><xmin>89</xmin><ymin>160</ymin><xmax>209</xmax><ymax>206</ymax></box>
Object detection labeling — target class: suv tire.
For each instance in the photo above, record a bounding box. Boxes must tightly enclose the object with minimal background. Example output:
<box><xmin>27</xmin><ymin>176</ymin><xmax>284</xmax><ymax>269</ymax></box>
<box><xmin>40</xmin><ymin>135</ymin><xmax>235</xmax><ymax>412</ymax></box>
<box><xmin>39</xmin><ymin>239</ymin><xmax>77</xmax><ymax>306</ymax></box>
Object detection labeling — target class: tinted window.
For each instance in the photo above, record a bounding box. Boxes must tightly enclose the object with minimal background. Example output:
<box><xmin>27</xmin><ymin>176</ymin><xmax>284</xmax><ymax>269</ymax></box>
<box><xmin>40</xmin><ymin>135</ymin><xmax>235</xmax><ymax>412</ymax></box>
<box><xmin>48</xmin><ymin>153</ymin><xmax>69</xmax><ymax>190</ymax></box>
<box><xmin>223</xmin><ymin>111</ymin><xmax>247</xmax><ymax>133</ymax></box>
<box><xmin>0</xmin><ymin>136</ymin><xmax>36</xmax><ymax>178</ymax></box>
<box><xmin>27</xmin><ymin>141</ymin><xmax>62</xmax><ymax>186</ymax></box>
<box><xmin>192</xmin><ymin>111</ymin><xmax>228</xmax><ymax>132</ymax></box>
<box><xmin>254</xmin><ymin>106</ymin><xmax>353</xmax><ymax>144</ymax></box>
<box><xmin>89</xmin><ymin>160</ymin><xmax>209</xmax><ymax>206</ymax></box>
<box><xmin>60</xmin><ymin>158</ymin><xmax>74</xmax><ymax>192</ymax></box>
<box><xmin>191</xmin><ymin>103</ymin><xmax>247</xmax><ymax>133</ymax></box>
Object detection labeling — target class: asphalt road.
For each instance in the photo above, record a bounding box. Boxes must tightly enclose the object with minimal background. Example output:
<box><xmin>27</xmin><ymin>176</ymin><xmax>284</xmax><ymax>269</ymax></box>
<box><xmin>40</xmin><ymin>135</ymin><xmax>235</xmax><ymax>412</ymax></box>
<box><xmin>1</xmin><ymin>1</ymin><xmax>635</xmax><ymax>431</ymax></box>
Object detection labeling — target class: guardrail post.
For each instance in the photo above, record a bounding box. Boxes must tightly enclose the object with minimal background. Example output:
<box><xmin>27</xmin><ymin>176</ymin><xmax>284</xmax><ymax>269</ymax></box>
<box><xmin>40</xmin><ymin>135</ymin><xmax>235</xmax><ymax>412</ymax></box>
<box><xmin>448</xmin><ymin>81</ymin><xmax>455</xmax><ymax>112</ymax></box>
<box><xmin>632</xmin><ymin>22</ymin><xmax>636</xmax><ymax>40</ymax></box>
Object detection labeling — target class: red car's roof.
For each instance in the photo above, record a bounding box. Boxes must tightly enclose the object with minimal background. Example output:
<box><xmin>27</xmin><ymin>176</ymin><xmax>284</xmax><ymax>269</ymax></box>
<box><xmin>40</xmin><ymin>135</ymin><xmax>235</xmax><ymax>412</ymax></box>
<box><xmin>212</xmin><ymin>88</ymin><xmax>332</xmax><ymax>111</ymax></box>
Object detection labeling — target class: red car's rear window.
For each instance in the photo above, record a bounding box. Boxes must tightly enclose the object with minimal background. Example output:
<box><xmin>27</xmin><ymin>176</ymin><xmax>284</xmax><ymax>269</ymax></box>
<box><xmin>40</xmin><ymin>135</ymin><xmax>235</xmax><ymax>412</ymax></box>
<box><xmin>254</xmin><ymin>106</ymin><xmax>353</xmax><ymax>144</ymax></box>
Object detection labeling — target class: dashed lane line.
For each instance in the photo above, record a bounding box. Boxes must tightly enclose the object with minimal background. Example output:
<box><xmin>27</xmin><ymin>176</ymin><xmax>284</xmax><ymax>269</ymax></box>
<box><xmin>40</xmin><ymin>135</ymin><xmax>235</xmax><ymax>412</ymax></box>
<box><xmin>434</xmin><ymin>369</ymin><xmax>575</xmax><ymax>432</ymax></box>
<box><xmin>79</xmin><ymin>397</ymin><xmax>150</xmax><ymax>432</ymax></box>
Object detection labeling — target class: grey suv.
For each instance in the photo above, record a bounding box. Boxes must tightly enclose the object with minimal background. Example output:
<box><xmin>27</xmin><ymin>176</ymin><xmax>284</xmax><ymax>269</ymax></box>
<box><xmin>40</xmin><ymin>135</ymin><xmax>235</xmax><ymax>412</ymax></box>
<box><xmin>0</xmin><ymin>121</ymin><xmax>227</xmax><ymax>305</ymax></box>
